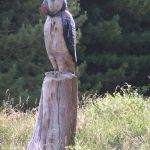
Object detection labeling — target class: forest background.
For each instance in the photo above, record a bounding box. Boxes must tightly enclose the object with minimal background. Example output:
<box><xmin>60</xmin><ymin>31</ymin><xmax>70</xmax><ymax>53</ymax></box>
<box><xmin>0</xmin><ymin>0</ymin><xmax>150</xmax><ymax>107</ymax></box>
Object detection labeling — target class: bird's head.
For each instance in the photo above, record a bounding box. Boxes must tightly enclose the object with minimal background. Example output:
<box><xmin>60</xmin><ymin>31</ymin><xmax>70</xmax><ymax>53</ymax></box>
<box><xmin>45</xmin><ymin>0</ymin><xmax>67</xmax><ymax>16</ymax></box>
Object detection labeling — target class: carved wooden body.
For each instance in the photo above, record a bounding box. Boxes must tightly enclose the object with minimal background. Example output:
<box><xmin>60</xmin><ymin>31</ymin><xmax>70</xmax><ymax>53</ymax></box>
<box><xmin>44</xmin><ymin>14</ymin><xmax>75</xmax><ymax>73</ymax></box>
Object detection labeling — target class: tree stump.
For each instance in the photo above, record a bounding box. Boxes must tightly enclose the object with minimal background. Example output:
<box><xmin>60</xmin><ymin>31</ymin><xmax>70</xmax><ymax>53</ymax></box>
<box><xmin>27</xmin><ymin>72</ymin><xmax>78</xmax><ymax>150</ymax></box>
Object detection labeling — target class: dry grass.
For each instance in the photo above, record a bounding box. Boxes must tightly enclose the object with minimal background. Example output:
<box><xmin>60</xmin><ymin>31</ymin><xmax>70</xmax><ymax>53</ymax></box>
<box><xmin>0</xmin><ymin>110</ymin><xmax>35</xmax><ymax>150</ymax></box>
<box><xmin>74</xmin><ymin>91</ymin><xmax>150</xmax><ymax>150</ymax></box>
<box><xmin>0</xmin><ymin>88</ymin><xmax>150</xmax><ymax>150</ymax></box>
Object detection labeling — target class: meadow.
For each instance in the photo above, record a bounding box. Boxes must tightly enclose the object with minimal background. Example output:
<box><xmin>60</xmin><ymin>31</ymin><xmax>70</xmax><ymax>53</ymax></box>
<box><xmin>0</xmin><ymin>86</ymin><xmax>150</xmax><ymax>150</ymax></box>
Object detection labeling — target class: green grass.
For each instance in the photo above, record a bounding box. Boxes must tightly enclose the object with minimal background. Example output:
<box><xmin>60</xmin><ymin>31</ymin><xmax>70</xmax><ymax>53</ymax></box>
<box><xmin>0</xmin><ymin>88</ymin><xmax>150</xmax><ymax>150</ymax></box>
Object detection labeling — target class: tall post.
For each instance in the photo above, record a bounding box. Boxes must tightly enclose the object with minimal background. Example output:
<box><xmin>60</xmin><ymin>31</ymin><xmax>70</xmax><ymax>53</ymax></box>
<box><xmin>27</xmin><ymin>72</ymin><xmax>77</xmax><ymax>150</ymax></box>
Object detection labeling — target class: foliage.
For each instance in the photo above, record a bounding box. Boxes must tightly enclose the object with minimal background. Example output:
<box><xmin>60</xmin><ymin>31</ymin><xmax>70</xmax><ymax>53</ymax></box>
<box><xmin>0</xmin><ymin>88</ymin><xmax>150</xmax><ymax>149</ymax></box>
<box><xmin>0</xmin><ymin>0</ymin><xmax>86</xmax><ymax>106</ymax></box>
<box><xmin>79</xmin><ymin>0</ymin><xmax>150</xmax><ymax>94</ymax></box>
<box><xmin>73</xmin><ymin>86</ymin><xmax>150</xmax><ymax>149</ymax></box>
<box><xmin>0</xmin><ymin>0</ymin><xmax>150</xmax><ymax>106</ymax></box>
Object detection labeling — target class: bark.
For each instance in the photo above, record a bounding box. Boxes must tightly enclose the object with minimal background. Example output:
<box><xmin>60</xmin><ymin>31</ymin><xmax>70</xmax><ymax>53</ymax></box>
<box><xmin>27</xmin><ymin>72</ymin><xmax>78</xmax><ymax>150</ymax></box>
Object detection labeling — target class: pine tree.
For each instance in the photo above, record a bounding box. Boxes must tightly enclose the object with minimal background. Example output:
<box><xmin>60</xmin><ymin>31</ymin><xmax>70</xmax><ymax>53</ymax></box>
<box><xmin>79</xmin><ymin>0</ymin><xmax>150</xmax><ymax>94</ymax></box>
<box><xmin>0</xmin><ymin>0</ymin><xmax>86</xmax><ymax>106</ymax></box>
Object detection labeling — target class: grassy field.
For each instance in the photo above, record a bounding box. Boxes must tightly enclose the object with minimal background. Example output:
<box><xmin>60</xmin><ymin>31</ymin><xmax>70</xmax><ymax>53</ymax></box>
<box><xmin>0</xmin><ymin>87</ymin><xmax>150</xmax><ymax>150</ymax></box>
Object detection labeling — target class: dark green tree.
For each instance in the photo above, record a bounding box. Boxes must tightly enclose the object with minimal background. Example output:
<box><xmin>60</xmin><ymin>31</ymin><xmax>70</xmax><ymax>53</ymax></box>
<box><xmin>0</xmin><ymin>0</ymin><xmax>86</xmax><ymax>106</ymax></box>
<box><xmin>79</xmin><ymin>0</ymin><xmax>150</xmax><ymax>94</ymax></box>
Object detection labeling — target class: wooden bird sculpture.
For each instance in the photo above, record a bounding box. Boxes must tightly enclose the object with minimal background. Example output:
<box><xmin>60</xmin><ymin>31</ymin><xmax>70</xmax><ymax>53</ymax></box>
<box><xmin>41</xmin><ymin>0</ymin><xmax>77</xmax><ymax>74</ymax></box>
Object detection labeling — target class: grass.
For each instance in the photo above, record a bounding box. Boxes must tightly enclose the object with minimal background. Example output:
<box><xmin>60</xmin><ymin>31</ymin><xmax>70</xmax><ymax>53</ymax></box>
<box><xmin>0</xmin><ymin>110</ymin><xmax>35</xmax><ymax>150</ymax></box>
<box><xmin>0</xmin><ymin>87</ymin><xmax>150</xmax><ymax>150</ymax></box>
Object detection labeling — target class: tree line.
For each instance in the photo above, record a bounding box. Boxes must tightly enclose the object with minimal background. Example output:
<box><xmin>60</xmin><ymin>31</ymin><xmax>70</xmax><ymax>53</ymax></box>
<box><xmin>0</xmin><ymin>0</ymin><xmax>150</xmax><ymax>106</ymax></box>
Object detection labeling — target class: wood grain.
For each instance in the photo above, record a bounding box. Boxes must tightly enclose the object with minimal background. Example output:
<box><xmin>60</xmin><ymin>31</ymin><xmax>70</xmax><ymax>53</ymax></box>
<box><xmin>27</xmin><ymin>72</ymin><xmax>78</xmax><ymax>150</ymax></box>
<box><xmin>44</xmin><ymin>14</ymin><xmax>75</xmax><ymax>73</ymax></box>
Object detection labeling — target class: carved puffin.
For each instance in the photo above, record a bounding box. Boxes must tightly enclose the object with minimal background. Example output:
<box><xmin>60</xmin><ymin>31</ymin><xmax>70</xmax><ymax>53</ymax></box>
<box><xmin>41</xmin><ymin>0</ymin><xmax>77</xmax><ymax>73</ymax></box>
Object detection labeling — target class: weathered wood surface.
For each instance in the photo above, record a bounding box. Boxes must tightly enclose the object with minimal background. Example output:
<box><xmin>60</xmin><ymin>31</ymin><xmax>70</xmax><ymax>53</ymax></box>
<box><xmin>27</xmin><ymin>72</ymin><xmax>78</xmax><ymax>150</ymax></box>
<box><xmin>44</xmin><ymin>14</ymin><xmax>75</xmax><ymax>73</ymax></box>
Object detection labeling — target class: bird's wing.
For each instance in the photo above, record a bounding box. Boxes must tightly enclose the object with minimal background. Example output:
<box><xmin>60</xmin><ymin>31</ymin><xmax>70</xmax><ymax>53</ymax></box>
<box><xmin>62</xmin><ymin>11</ymin><xmax>77</xmax><ymax>64</ymax></box>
